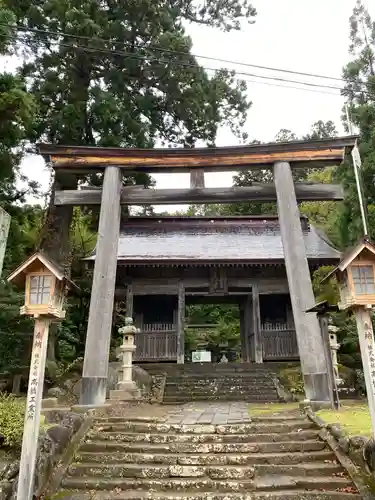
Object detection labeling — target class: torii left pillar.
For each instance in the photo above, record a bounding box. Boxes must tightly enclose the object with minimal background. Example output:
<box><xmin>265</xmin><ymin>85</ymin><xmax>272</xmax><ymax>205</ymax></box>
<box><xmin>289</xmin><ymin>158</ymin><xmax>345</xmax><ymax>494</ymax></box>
<box><xmin>80</xmin><ymin>166</ymin><xmax>122</xmax><ymax>406</ymax></box>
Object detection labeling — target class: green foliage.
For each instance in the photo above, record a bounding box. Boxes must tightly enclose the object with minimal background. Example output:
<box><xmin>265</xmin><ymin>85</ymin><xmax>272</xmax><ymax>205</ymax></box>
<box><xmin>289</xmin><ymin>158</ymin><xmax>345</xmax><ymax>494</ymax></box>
<box><xmin>0</xmin><ymin>393</ymin><xmax>24</xmax><ymax>448</ymax></box>
<box><xmin>8</xmin><ymin>0</ymin><xmax>254</xmax><ymax>149</ymax></box>
<box><xmin>0</xmin><ymin>0</ymin><xmax>37</xmax><ymax>189</ymax></box>
<box><xmin>278</xmin><ymin>365</ymin><xmax>304</xmax><ymax>395</ymax></box>
<box><xmin>185</xmin><ymin>304</ymin><xmax>240</xmax><ymax>359</ymax></box>
<box><xmin>0</xmin><ymin>0</ymin><xmax>258</xmax><ymax>370</ymax></box>
<box><xmin>312</xmin><ymin>266</ymin><xmax>339</xmax><ymax>304</ymax></box>
<box><xmin>0</xmin><ymin>280</ymin><xmax>33</xmax><ymax>374</ymax></box>
<box><xmin>317</xmin><ymin>403</ymin><xmax>372</xmax><ymax>438</ymax></box>
<box><xmin>299</xmin><ymin>168</ymin><xmax>342</xmax><ymax>246</ymax></box>
<box><xmin>336</xmin><ymin>0</ymin><xmax>375</xmax><ymax>246</ymax></box>
<box><xmin>0</xmin><ymin>3</ymin><xmax>16</xmax><ymax>53</ymax></box>
<box><xmin>45</xmin><ymin>358</ymin><xmax>83</xmax><ymax>386</ymax></box>
<box><xmin>219</xmin><ymin>120</ymin><xmax>339</xmax><ymax>218</ymax></box>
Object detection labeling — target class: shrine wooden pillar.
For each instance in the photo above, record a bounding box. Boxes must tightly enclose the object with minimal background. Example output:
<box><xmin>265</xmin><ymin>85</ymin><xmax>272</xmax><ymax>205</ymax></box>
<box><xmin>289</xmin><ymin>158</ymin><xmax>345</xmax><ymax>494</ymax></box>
<box><xmin>239</xmin><ymin>302</ymin><xmax>247</xmax><ymax>362</ymax></box>
<box><xmin>252</xmin><ymin>284</ymin><xmax>263</xmax><ymax>363</ymax></box>
<box><xmin>244</xmin><ymin>295</ymin><xmax>253</xmax><ymax>363</ymax></box>
<box><xmin>81</xmin><ymin>166</ymin><xmax>122</xmax><ymax>406</ymax></box>
<box><xmin>177</xmin><ymin>281</ymin><xmax>185</xmax><ymax>364</ymax></box>
<box><xmin>273</xmin><ymin>161</ymin><xmax>332</xmax><ymax>404</ymax></box>
<box><xmin>126</xmin><ymin>283</ymin><xmax>133</xmax><ymax>318</ymax></box>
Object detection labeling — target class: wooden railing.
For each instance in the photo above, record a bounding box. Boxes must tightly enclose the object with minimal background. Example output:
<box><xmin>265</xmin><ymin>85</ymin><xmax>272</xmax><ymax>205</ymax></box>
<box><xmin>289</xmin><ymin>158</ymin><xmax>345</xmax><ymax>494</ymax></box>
<box><xmin>261</xmin><ymin>322</ymin><xmax>294</xmax><ymax>331</ymax></box>
<box><xmin>134</xmin><ymin>331</ymin><xmax>177</xmax><ymax>361</ymax></box>
<box><xmin>261</xmin><ymin>322</ymin><xmax>299</xmax><ymax>360</ymax></box>
<box><xmin>141</xmin><ymin>323</ymin><xmax>175</xmax><ymax>332</ymax></box>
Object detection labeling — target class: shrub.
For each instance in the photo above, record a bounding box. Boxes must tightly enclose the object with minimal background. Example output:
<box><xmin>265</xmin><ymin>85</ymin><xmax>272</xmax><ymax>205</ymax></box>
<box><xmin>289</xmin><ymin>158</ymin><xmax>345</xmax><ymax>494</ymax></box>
<box><xmin>0</xmin><ymin>392</ymin><xmax>25</xmax><ymax>448</ymax></box>
<box><xmin>278</xmin><ymin>366</ymin><xmax>305</xmax><ymax>395</ymax></box>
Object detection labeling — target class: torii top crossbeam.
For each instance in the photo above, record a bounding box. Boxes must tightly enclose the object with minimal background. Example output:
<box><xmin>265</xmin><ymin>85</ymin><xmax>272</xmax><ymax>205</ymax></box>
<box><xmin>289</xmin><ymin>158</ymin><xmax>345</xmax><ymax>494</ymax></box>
<box><xmin>38</xmin><ymin>135</ymin><xmax>358</xmax><ymax>173</ymax></box>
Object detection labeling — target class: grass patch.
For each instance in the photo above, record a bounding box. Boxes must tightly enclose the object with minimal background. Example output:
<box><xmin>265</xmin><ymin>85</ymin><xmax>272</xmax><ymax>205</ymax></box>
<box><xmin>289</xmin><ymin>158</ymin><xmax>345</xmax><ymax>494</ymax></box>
<box><xmin>317</xmin><ymin>402</ymin><xmax>371</xmax><ymax>437</ymax></box>
<box><xmin>249</xmin><ymin>402</ymin><xmax>300</xmax><ymax>416</ymax></box>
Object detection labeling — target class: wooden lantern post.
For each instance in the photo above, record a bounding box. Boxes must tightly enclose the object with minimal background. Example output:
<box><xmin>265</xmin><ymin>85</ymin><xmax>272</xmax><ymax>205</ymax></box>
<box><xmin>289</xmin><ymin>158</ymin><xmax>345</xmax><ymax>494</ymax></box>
<box><xmin>354</xmin><ymin>306</ymin><xmax>375</xmax><ymax>440</ymax></box>
<box><xmin>322</xmin><ymin>237</ymin><xmax>375</xmax><ymax>439</ymax></box>
<box><xmin>7</xmin><ymin>252</ymin><xmax>76</xmax><ymax>500</ymax></box>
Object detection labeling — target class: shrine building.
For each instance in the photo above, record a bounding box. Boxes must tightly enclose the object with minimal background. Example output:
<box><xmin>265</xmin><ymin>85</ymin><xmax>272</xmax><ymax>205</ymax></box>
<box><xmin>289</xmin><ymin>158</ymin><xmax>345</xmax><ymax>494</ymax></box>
<box><xmin>85</xmin><ymin>214</ymin><xmax>340</xmax><ymax>364</ymax></box>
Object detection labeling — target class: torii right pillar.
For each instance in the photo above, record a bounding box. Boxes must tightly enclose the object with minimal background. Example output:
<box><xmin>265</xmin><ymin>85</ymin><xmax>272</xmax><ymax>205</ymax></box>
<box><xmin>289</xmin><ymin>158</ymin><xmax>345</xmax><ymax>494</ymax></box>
<box><xmin>274</xmin><ymin>161</ymin><xmax>333</xmax><ymax>407</ymax></box>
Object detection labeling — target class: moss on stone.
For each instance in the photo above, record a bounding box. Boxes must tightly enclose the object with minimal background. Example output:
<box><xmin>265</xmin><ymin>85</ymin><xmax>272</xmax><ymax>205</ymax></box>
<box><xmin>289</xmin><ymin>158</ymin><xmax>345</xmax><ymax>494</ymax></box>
<box><xmin>278</xmin><ymin>365</ymin><xmax>304</xmax><ymax>395</ymax></box>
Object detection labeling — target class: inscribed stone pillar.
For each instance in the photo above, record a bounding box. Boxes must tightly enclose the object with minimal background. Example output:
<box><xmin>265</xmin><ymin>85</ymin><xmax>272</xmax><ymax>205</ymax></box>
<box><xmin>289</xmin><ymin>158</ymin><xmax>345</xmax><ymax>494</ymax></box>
<box><xmin>81</xmin><ymin>166</ymin><xmax>122</xmax><ymax>406</ymax></box>
<box><xmin>273</xmin><ymin>161</ymin><xmax>331</xmax><ymax>404</ymax></box>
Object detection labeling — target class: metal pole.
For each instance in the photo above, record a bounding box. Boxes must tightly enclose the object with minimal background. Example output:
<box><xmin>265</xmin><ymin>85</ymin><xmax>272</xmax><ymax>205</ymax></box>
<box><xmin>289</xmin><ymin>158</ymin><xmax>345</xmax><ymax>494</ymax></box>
<box><xmin>0</xmin><ymin>208</ymin><xmax>11</xmax><ymax>278</ymax></box>
<box><xmin>345</xmin><ymin>105</ymin><xmax>369</xmax><ymax>236</ymax></box>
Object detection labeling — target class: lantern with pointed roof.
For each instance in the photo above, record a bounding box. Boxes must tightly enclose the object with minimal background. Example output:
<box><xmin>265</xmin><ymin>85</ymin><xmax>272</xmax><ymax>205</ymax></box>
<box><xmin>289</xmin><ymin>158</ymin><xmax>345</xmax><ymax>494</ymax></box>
<box><xmin>7</xmin><ymin>251</ymin><xmax>76</xmax><ymax>319</ymax></box>
<box><xmin>322</xmin><ymin>237</ymin><xmax>375</xmax><ymax>311</ymax></box>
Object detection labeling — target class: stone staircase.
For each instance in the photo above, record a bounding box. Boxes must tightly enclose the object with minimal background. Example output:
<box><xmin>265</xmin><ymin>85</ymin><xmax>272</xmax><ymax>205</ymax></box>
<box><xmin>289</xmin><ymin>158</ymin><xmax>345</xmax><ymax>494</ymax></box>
<box><xmin>59</xmin><ymin>414</ymin><xmax>360</xmax><ymax>499</ymax></box>
<box><xmin>162</xmin><ymin>365</ymin><xmax>280</xmax><ymax>403</ymax></box>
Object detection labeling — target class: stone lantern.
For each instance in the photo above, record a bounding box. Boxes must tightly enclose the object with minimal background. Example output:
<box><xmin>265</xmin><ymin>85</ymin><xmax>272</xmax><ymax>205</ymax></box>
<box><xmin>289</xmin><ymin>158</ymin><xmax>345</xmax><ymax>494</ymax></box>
<box><xmin>110</xmin><ymin>317</ymin><xmax>141</xmax><ymax>401</ymax></box>
<box><xmin>328</xmin><ymin>324</ymin><xmax>341</xmax><ymax>383</ymax></box>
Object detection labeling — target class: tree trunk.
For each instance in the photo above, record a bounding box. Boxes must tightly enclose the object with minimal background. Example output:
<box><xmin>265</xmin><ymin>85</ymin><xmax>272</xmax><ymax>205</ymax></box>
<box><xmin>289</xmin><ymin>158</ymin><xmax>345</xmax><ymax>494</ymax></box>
<box><xmin>38</xmin><ymin>171</ymin><xmax>77</xmax><ymax>362</ymax></box>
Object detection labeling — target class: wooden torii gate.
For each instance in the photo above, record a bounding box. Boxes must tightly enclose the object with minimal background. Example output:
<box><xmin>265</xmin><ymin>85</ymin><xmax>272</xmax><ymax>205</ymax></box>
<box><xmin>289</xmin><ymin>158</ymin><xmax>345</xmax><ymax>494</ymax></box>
<box><xmin>39</xmin><ymin>136</ymin><xmax>357</xmax><ymax>407</ymax></box>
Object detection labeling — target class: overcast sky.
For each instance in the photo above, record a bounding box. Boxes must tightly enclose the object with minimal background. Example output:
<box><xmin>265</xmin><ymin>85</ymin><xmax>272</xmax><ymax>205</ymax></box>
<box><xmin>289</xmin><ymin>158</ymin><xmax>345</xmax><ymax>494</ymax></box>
<box><xmin>14</xmin><ymin>0</ymin><xmax>374</xmax><ymax>210</ymax></box>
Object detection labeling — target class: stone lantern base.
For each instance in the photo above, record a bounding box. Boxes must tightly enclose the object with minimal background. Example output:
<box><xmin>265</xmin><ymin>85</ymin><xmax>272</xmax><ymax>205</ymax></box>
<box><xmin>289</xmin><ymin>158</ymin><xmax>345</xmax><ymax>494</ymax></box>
<box><xmin>110</xmin><ymin>381</ymin><xmax>141</xmax><ymax>401</ymax></box>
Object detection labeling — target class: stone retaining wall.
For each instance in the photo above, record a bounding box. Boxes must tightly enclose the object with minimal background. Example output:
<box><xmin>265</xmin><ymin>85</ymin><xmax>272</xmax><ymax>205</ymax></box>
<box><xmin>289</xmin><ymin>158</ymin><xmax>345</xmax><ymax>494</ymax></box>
<box><xmin>0</xmin><ymin>409</ymin><xmax>89</xmax><ymax>500</ymax></box>
<box><xmin>304</xmin><ymin>406</ymin><xmax>375</xmax><ymax>498</ymax></box>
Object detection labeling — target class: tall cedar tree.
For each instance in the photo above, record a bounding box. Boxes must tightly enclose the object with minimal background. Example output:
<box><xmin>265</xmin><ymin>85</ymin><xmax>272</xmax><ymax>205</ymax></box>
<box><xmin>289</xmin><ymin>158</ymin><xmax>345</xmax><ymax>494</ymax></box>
<box><xmin>0</xmin><ymin>3</ymin><xmax>42</xmax><ymax>375</ymax></box>
<box><xmin>336</xmin><ymin>0</ymin><xmax>375</xmax><ymax>246</ymax></box>
<box><xmin>6</xmin><ymin>0</ymin><xmax>256</xmax><ymax>263</ymax></box>
<box><xmin>4</xmin><ymin>0</ymin><xmax>256</xmax><ymax>361</ymax></box>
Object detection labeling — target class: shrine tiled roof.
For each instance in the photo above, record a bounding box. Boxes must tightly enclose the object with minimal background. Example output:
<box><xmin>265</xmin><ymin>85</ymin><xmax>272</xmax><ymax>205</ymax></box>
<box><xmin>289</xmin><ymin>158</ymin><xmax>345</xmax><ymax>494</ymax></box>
<box><xmin>86</xmin><ymin>216</ymin><xmax>340</xmax><ymax>264</ymax></box>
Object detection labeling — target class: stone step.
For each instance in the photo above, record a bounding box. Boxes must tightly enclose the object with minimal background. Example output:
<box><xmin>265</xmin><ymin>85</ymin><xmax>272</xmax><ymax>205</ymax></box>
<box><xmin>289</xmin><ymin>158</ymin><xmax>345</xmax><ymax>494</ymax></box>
<box><xmin>164</xmin><ymin>394</ymin><xmax>279</xmax><ymax>400</ymax></box>
<box><xmin>61</xmin><ymin>475</ymin><xmax>354</xmax><ymax>493</ymax></box>
<box><xmin>86</xmin><ymin>430</ymin><xmax>320</xmax><ymax>444</ymax></box>
<box><xmin>163</xmin><ymin>395</ymin><xmax>280</xmax><ymax>402</ymax></box>
<box><xmin>164</xmin><ymin>386</ymin><xmax>278</xmax><ymax>393</ymax></box>
<box><xmin>92</xmin><ymin>421</ymin><xmax>315</xmax><ymax>434</ymax></box>
<box><xmin>79</xmin><ymin>439</ymin><xmax>327</xmax><ymax>454</ymax></box>
<box><xmin>67</xmin><ymin>462</ymin><xmax>343</xmax><ymax>479</ymax></box>
<box><xmin>168</xmin><ymin>382</ymin><xmax>277</xmax><ymax>386</ymax></box>
<box><xmin>92</xmin><ymin>415</ymin><xmax>308</xmax><ymax>424</ymax></box>
<box><xmin>93</xmin><ymin>416</ymin><xmax>166</xmax><ymax>424</ymax></box>
<box><xmin>164</xmin><ymin>390</ymin><xmax>278</xmax><ymax>396</ymax></box>
<box><xmin>75</xmin><ymin>449</ymin><xmax>336</xmax><ymax>466</ymax></box>
<box><xmin>166</xmin><ymin>376</ymin><xmax>275</xmax><ymax>387</ymax></box>
<box><xmin>167</xmin><ymin>376</ymin><xmax>273</xmax><ymax>382</ymax></box>
<box><xmin>166</xmin><ymin>375</ymin><xmax>275</xmax><ymax>380</ymax></box>
<box><xmin>162</xmin><ymin>397</ymin><xmax>281</xmax><ymax>403</ymax></box>
<box><xmin>165</xmin><ymin>380</ymin><xmax>276</xmax><ymax>387</ymax></box>
<box><xmin>56</xmin><ymin>491</ymin><xmax>361</xmax><ymax>500</ymax></box>
<box><xmin>250</xmin><ymin>416</ymin><xmax>306</xmax><ymax>423</ymax></box>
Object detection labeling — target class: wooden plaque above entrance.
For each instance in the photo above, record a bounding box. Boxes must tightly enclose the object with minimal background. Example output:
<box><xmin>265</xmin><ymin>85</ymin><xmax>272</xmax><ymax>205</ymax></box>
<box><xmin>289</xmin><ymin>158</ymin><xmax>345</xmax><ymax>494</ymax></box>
<box><xmin>38</xmin><ymin>136</ymin><xmax>358</xmax><ymax>173</ymax></box>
